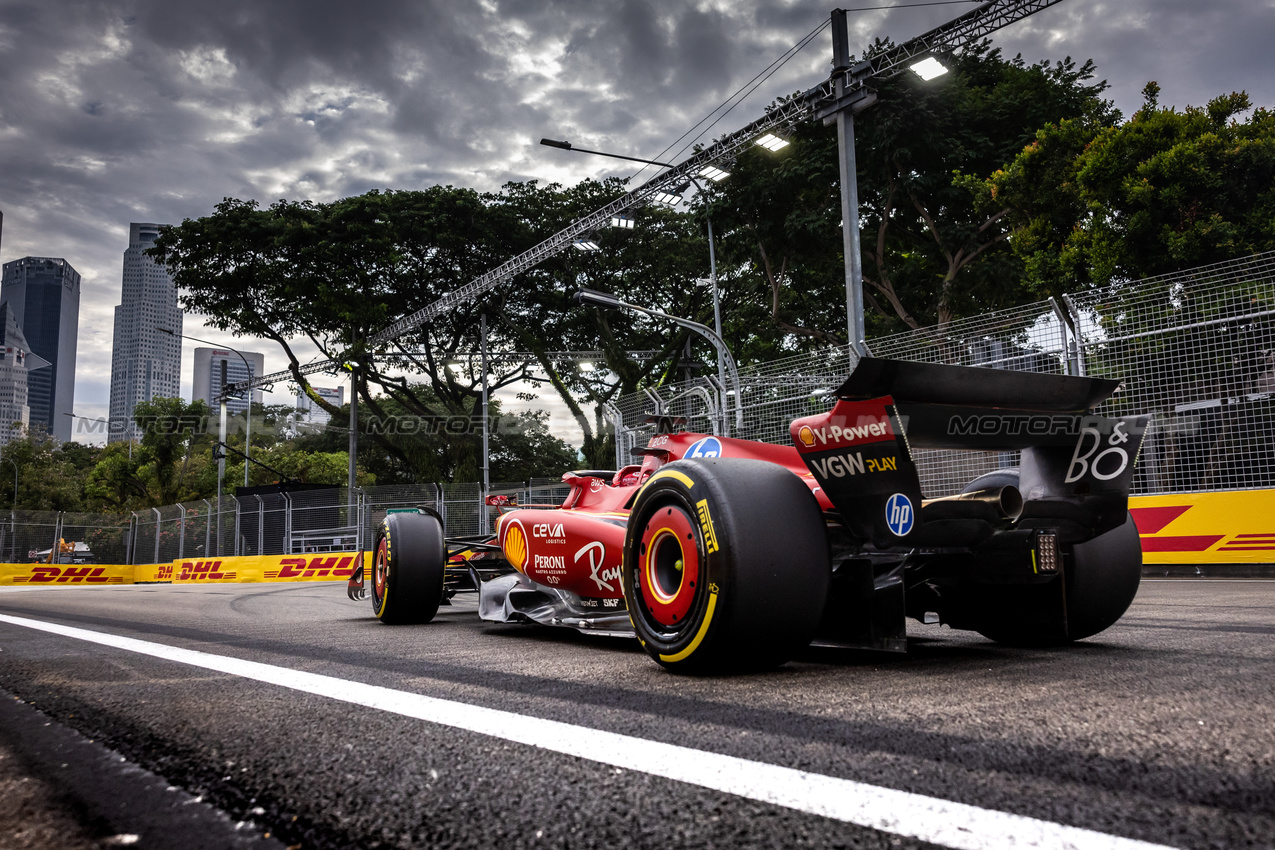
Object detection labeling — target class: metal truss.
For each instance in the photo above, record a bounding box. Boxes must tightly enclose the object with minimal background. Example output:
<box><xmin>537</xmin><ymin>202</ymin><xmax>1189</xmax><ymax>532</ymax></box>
<box><xmin>229</xmin><ymin>0</ymin><xmax>1065</xmax><ymax>396</ymax></box>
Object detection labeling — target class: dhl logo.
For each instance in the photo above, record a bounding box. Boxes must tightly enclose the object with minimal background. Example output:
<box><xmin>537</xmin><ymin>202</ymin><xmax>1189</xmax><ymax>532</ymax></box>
<box><xmin>1131</xmin><ymin>504</ymin><xmax>1275</xmax><ymax>553</ymax></box>
<box><xmin>178</xmin><ymin>560</ymin><xmax>238</xmax><ymax>581</ymax></box>
<box><xmin>264</xmin><ymin>555</ymin><xmax>358</xmax><ymax>580</ymax></box>
<box><xmin>12</xmin><ymin>566</ymin><xmax>122</xmax><ymax>584</ymax></box>
<box><xmin>155</xmin><ymin>565</ymin><xmax>174</xmax><ymax>580</ymax></box>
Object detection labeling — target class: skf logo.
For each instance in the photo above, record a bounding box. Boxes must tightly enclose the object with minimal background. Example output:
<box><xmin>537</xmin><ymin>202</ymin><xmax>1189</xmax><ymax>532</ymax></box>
<box><xmin>503</xmin><ymin>521</ymin><xmax>528</xmax><ymax>570</ymax></box>
<box><xmin>14</xmin><ymin>566</ymin><xmax>120</xmax><ymax>584</ymax></box>
<box><xmin>266</xmin><ymin>556</ymin><xmax>356</xmax><ymax>579</ymax></box>
<box><xmin>696</xmin><ymin>499</ymin><xmax>720</xmax><ymax>554</ymax></box>
<box><xmin>178</xmin><ymin>560</ymin><xmax>237</xmax><ymax>581</ymax></box>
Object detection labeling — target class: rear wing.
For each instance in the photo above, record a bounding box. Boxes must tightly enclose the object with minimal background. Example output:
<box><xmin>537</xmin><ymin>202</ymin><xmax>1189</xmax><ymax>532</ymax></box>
<box><xmin>792</xmin><ymin>358</ymin><xmax>1147</xmax><ymax>549</ymax></box>
<box><xmin>835</xmin><ymin>358</ymin><xmax>1122</xmax><ymax>450</ymax></box>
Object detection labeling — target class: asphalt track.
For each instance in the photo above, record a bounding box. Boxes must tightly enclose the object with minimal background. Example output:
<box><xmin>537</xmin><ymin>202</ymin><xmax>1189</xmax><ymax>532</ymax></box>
<box><xmin>0</xmin><ymin>579</ymin><xmax>1271</xmax><ymax>849</ymax></box>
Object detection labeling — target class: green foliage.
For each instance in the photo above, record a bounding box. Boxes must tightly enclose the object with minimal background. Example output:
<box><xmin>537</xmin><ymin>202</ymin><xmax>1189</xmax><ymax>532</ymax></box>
<box><xmin>708</xmin><ymin>42</ymin><xmax>1117</xmax><ymax>344</ymax></box>
<box><xmin>990</xmin><ymin>88</ymin><xmax>1275</xmax><ymax>290</ymax></box>
<box><xmin>0</xmin><ymin>436</ymin><xmax>98</xmax><ymax>511</ymax></box>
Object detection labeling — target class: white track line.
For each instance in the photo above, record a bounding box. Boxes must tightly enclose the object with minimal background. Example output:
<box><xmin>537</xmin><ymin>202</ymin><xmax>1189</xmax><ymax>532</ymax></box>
<box><xmin>0</xmin><ymin>613</ymin><xmax>1175</xmax><ymax>850</ymax></box>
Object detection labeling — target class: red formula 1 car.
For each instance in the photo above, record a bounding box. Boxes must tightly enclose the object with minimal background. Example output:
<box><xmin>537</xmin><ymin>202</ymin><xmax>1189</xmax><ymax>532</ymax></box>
<box><xmin>348</xmin><ymin>358</ymin><xmax>1149</xmax><ymax>673</ymax></box>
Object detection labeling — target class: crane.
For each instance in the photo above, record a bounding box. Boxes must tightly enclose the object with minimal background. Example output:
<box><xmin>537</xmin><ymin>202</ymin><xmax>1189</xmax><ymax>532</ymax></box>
<box><xmin>227</xmin><ymin>0</ymin><xmax>1068</xmax><ymax>397</ymax></box>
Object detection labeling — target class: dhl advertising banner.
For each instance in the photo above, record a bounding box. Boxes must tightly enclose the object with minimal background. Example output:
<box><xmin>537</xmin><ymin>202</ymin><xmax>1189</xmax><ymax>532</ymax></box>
<box><xmin>166</xmin><ymin>552</ymin><xmax>370</xmax><ymax>584</ymax></box>
<box><xmin>4</xmin><ymin>552</ymin><xmax>371</xmax><ymax>586</ymax></box>
<box><xmin>0</xmin><ymin>563</ymin><xmax>134</xmax><ymax>586</ymax></box>
<box><xmin>1131</xmin><ymin>489</ymin><xmax>1275</xmax><ymax>564</ymax></box>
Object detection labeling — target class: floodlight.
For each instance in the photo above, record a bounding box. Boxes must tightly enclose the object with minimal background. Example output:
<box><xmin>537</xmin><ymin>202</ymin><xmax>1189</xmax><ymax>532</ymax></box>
<box><xmin>578</xmin><ymin>361</ymin><xmax>595</xmax><ymax>372</ymax></box>
<box><xmin>909</xmin><ymin>57</ymin><xmax>949</xmax><ymax>81</ymax></box>
<box><xmin>652</xmin><ymin>190</ymin><xmax>682</xmax><ymax>206</ymax></box>
<box><xmin>610</xmin><ymin>215</ymin><xmax>634</xmax><ymax>229</ymax></box>
<box><xmin>698</xmin><ymin>165</ymin><xmax>730</xmax><ymax>182</ymax></box>
<box><xmin>755</xmin><ymin>133</ymin><xmax>790</xmax><ymax>152</ymax></box>
<box><xmin>573</xmin><ymin>238</ymin><xmax>600</xmax><ymax>251</ymax></box>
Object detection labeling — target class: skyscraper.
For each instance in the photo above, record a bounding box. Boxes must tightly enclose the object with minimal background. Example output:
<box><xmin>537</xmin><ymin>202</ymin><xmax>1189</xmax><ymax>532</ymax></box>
<box><xmin>0</xmin><ymin>302</ymin><xmax>50</xmax><ymax>447</ymax></box>
<box><xmin>0</xmin><ymin>257</ymin><xmax>80</xmax><ymax>441</ymax></box>
<box><xmin>193</xmin><ymin>347</ymin><xmax>265</xmax><ymax>416</ymax></box>
<box><xmin>108</xmin><ymin>224</ymin><xmax>183</xmax><ymax>443</ymax></box>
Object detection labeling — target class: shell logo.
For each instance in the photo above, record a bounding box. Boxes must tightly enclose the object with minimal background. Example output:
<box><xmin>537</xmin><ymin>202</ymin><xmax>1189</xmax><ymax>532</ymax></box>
<box><xmin>798</xmin><ymin>425</ymin><xmax>816</xmax><ymax>448</ymax></box>
<box><xmin>503</xmin><ymin>521</ymin><xmax>528</xmax><ymax>571</ymax></box>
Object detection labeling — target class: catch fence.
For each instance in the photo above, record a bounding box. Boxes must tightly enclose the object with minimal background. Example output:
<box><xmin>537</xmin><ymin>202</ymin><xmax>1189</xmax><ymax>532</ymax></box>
<box><xmin>612</xmin><ymin>250</ymin><xmax>1275</xmax><ymax>498</ymax></box>
<box><xmin>9</xmin><ymin>478</ymin><xmax>572</xmax><ymax>566</ymax></box>
<box><xmin>12</xmin><ymin>251</ymin><xmax>1274</xmax><ymax>565</ymax></box>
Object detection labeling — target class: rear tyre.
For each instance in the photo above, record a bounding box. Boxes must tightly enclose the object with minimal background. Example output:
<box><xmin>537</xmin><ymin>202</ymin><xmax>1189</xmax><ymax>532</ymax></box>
<box><xmin>959</xmin><ymin>469</ymin><xmax>1142</xmax><ymax>645</ymax></box>
<box><xmin>623</xmin><ymin>459</ymin><xmax>830</xmax><ymax>673</ymax></box>
<box><xmin>372</xmin><ymin>512</ymin><xmax>445</xmax><ymax>625</ymax></box>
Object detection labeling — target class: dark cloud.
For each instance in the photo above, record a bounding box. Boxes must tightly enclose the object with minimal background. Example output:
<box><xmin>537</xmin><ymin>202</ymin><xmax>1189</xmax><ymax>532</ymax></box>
<box><xmin>0</xmin><ymin>0</ymin><xmax>1271</xmax><ymax>435</ymax></box>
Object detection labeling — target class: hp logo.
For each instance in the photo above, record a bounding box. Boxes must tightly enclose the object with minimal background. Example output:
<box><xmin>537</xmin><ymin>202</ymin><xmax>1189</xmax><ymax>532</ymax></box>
<box><xmin>885</xmin><ymin>493</ymin><xmax>914</xmax><ymax>537</ymax></box>
<box><xmin>684</xmin><ymin>437</ymin><xmax>723</xmax><ymax>459</ymax></box>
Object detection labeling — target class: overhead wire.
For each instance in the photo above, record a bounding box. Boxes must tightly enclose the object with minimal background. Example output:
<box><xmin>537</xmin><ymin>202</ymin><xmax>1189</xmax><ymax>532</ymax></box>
<box><xmin>626</xmin><ymin>0</ymin><xmax>983</xmax><ymax>183</ymax></box>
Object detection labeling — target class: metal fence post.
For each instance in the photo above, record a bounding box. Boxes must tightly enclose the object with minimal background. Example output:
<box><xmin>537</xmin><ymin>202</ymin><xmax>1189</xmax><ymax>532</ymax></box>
<box><xmin>177</xmin><ymin>504</ymin><xmax>186</xmax><ymax>560</ymax></box>
<box><xmin>256</xmin><ymin>495</ymin><xmax>264</xmax><ymax>557</ymax></box>
<box><xmin>51</xmin><ymin>512</ymin><xmax>62</xmax><ymax>562</ymax></box>
<box><xmin>203</xmin><ymin>499</ymin><xmax>212</xmax><ymax>557</ymax></box>
<box><xmin>152</xmin><ymin>507</ymin><xmax>161</xmax><ymax>565</ymax></box>
<box><xmin>283</xmin><ymin>492</ymin><xmax>292</xmax><ymax>554</ymax></box>
<box><xmin>234</xmin><ymin>496</ymin><xmax>242</xmax><ymax>557</ymax></box>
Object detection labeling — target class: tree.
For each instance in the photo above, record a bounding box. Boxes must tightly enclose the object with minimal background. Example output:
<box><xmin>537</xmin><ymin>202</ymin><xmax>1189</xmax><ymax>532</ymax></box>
<box><xmin>989</xmin><ymin>85</ymin><xmax>1275</xmax><ymax>291</ymax></box>
<box><xmin>0</xmin><ymin>436</ymin><xmax>98</xmax><ymax>511</ymax></box>
<box><xmin>150</xmin><ymin>180</ymin><xmax>711</xmax><ymax>474</ymax></box>
<box><xmin>706</xmin><ymin>42</ymin><xmax>1118</xmax><ymax>351</ymax></box>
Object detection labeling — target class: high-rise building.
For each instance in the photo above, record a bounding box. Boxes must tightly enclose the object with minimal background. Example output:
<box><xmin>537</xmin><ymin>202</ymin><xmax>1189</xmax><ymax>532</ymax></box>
<box><xmin>0</xmin><ymin>257</ymin><xmax>80</xmax><ymax>441</ymax></box>
<box><xmin>0</xmin><ymin>302</ymin><xmax>50</xmax><ymax>447</ymax></box>
<box><xmin>108</xmin><ymin>224</ymin><xmax>183</xmax><ymax>443</ymax></box>
<box><xmin>192</xmin><ymin>347</ymin><xmax>265</xmax><ymax>416</ymax></box>
<box><xmin>295</xmin><ymin>386</ymin><xmax>344</xmax><ymax>428</ymax></box>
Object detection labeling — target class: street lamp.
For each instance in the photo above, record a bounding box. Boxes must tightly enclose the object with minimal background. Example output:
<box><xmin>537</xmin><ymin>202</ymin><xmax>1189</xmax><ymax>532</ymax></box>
<box><xmin>157</xmin><ymin>328</ymin><xmax>254</xmax><ymax>488</ymax></box>
<box><xmin>159</xmin><ymin>328</ymin><xmax>256</xmax><ymax>558</ymax></box>
<box><xmin>573</xmin><ymin>288</ymin><xmax>742</xmax><ymax>433</ymax></box>
<box><xmin>539</xmin><ymin>137</ymin><xmax>734</xmax><ymax>432</ymax></box>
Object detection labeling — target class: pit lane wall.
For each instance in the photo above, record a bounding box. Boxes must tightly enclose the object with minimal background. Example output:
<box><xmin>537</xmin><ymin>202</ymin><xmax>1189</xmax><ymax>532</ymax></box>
<box><xmin>0</xmin><ymin>552</ymin><xmax>371</xmax><ymax>586</ymax></box>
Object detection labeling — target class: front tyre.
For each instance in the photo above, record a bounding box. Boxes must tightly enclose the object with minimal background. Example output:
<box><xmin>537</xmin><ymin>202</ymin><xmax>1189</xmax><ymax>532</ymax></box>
<box><xmin>623</xmin><ymin>459</ymin><xmax>830</xmax><ymax>673</ymax></box>
<box><xmin>372</xmin><ymin>512</ymin><xmax>445</xmax><ymax>625</ymax></box>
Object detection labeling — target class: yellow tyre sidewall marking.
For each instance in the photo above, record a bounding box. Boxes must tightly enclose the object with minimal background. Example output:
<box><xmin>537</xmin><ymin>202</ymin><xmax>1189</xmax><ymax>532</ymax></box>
<box><xmin>635</xmin><ymin>468</ymin><xmax>696</xmax><ymax>503</ymax></box>
<box><xmin>375</xmin><ymin>524</ymin><xmax>392</xmax><ymax>618</ymax></box>
<box><xmin>659</xmin><ymin>586</ymin><xmax>718</xmax><ymax>664</ymax></box>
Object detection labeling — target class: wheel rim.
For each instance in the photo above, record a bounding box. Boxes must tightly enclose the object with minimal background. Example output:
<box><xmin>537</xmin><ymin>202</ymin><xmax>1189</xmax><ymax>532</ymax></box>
<box><xmin>638</xmin><ymin>505</ymin><xmax>700</xmax><ymax>628</ymax></box>
<box><xmin>373</xmin><ymin>537</ymin><xmax>389</xmax><ymax>600</ymax></box>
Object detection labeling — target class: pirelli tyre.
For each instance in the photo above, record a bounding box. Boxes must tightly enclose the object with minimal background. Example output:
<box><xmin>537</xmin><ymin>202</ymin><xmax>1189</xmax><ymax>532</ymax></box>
<box><xmin>371</xmin><ymin>511</ymin><xmax>446</xmax><ymax>625</ymax></box>
<box><xmin>960</xmin><ymin>469</ymin><xmax>1142</xmax><ymax>645</ymax></box>
<box><xmin>623</xmin><ymin>458</ymin><xmax>830</xmax><ymax>673</ymax></box>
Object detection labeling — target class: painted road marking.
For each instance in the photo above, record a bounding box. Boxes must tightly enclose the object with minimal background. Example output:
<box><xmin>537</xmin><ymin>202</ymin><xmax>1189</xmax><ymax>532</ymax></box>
<box><xmin>0</xmin><ymin>613</ymin><xmax>1176</xmax><ymax>850</ymax></box>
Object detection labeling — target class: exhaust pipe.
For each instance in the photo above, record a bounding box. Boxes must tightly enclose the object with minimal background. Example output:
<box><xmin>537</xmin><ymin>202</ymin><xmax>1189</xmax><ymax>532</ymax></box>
<box><xmin>923</xmin><ymin>485</ymin><xmax>1024</xmax><ymax>521</ymax></box>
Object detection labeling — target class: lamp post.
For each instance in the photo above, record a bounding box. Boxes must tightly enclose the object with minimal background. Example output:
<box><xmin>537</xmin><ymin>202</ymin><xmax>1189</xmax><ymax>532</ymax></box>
<box><xmin>158</xmin><ymin>329</ymin><xmax>254</xmax><ymax>488</ymax></box>
<box><xmin>539</xmin><ymin>138</ymin><xmax>733</xmax><ymax>432</ymax></box>
<box><xmin>574</xmin><ymin>288</ymin><xmax>742</xmax><ymax>433</ymax></box>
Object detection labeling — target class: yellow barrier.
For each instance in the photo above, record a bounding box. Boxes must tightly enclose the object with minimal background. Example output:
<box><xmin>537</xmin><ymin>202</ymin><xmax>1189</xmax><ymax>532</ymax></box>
<box><xmin>169</xmin><ymin>552</ymin><xmax>369</xmax><ymax>584</ymax></box>
<box><xmin>1131</xmin><ymin>489</ymin><xmax>1275</xmax><ymax>564</ymax></box>
<box><xmin>6</xmin><ymin>493</ymin><xmax>1274</xmax><ymax>586</ymax></box>
<box><xmin>0</xmin><ymin>562</ymin><xmax>135</xmax><ymax>586</ymax></box>
<box><xmin>2</xmin><ymin>552</ymin><xmax>372</xmax><ymax>586</ymax></box>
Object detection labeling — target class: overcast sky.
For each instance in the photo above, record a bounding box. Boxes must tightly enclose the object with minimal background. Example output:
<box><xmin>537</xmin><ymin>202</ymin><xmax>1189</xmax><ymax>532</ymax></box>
<box><xmin>1</xmin><ymin>0</ymin><xmax>1273</xmax><ymax>445</ymax></box>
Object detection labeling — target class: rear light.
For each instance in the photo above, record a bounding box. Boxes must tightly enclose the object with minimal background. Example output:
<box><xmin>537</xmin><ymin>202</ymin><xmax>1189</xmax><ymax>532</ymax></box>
<box><xmin>1035</xmin><ymin>532</ymin><xmax>1059</xmax><ymax>573</ymax></box>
